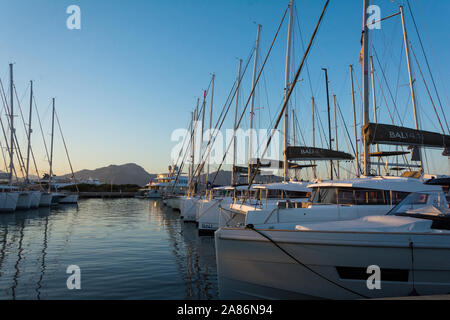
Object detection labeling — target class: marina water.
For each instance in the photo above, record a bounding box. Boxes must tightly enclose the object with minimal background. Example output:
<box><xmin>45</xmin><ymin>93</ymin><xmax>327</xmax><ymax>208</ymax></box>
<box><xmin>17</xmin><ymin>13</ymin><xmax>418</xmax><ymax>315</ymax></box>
<box><xmin>0</xmin><ymin>199</ymin><xmax>218</xmax><ymax>300</ymax></box>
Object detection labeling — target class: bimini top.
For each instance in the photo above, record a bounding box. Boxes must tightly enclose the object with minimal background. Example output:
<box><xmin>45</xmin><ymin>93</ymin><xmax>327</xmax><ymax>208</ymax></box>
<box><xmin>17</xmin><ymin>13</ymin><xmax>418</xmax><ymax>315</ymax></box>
<box><xmin>254</xmin><ymin>181</ymin><xmax>311</xmax><ymax>193</ymax></box>
<box><xmin>224</xmin><ymin>185</ymin><xmax>258</xmax><ymax>191</ymax></box>
<box><xmin>307</xmin><ymin>176</ymin><xmax>442</xmax><ymax>193</ymax></box>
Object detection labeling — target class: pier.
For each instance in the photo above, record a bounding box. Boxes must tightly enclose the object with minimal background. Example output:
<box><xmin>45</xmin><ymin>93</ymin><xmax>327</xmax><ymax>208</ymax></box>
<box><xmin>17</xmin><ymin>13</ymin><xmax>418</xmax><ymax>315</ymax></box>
<box><xmin>76</xmin><ymin>192</ymin><xmax>136</xmax><ymax>199</ymax></box>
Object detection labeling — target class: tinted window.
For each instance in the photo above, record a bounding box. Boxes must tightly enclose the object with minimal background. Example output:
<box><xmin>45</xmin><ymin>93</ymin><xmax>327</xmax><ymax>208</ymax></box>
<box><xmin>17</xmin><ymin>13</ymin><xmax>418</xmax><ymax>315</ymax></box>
<box><xmin>355</xmin><ymin>190</ymin><xmax>387</xmax><ymax>205</ymax></box>
<box><xmin>311</xmin><ymin>188</ymin><xmax>337</xmax><ymax>204</ymax></box>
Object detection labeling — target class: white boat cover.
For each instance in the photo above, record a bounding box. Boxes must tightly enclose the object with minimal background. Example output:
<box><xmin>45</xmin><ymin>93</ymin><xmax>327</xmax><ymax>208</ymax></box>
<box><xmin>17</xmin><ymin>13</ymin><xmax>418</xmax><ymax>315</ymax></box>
<box><xmin>307</xmin><ymin>176</ymin><xmax>442</xmax><ymax>193</ymax></box>
<box><xmin>295</xmin><ymin>215</ymin><xmax>434</xmax><ymax>233</ymax></box>
<box><xmin>253</xmin><ymin>182</ymin><xmax>311</xmax><ymax>192</ymax></box>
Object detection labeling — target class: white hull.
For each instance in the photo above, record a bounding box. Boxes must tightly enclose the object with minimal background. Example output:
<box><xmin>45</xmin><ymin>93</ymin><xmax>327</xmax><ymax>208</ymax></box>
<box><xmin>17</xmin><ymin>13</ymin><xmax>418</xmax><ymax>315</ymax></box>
<box><xmin>16</xmin><ymin>191</ymin><xmax>32</xmax><ymax>210</ymax></box>
<box><xmin>180</xmin><ymin>197</ymin><xmax>199</xmax><ymax>222</ymax></box>
<box><xmin>147</xmin><ymin>189</ymin><xmax>163</xmax><ymax>199</ymax></box>
<box><xmin>166</xmin><ymin>197</ymin><xmax>181</xmax><ymax>211</ymax></box>
<box><xmin>220</xmin><ymin>198</ymin><xmax>310</xmax><ymax>229</ymax></box>
<box><xmin>29</xmin><ymin>191</ymin><xmax>42</xmax><ymax>208</ymax></box>
<box><xmin>0</xmin><ymin>192</ymin><xmax>19</xmax><ymax>212</ymax></box>
<box><xmin>51</xmin><ymin>192</ymin><xmax>65</xmax><ymax>205</ymax></box>
<box><xmin>198</xmin><ymin>198</ymin><xmax>232</xmax><ymax>234</ymax></box>
<box><xmin>39</xmin><ymin>192</ymin><xmax>53</xmax><ymax>207</ymax></box>
<box><xmin>59</xmin><ymin>194</ymin><xmax>79</xmax><ymax>204</ymax></box>
<box><xmin>244</xmin><ymin>204</ymin><xmax>395</xmax><ymax>230</ymax></box>
<box><xmin>215</xmin><ymin>225</ymin><xmax>450</xmax><ymax>300</ymax></box>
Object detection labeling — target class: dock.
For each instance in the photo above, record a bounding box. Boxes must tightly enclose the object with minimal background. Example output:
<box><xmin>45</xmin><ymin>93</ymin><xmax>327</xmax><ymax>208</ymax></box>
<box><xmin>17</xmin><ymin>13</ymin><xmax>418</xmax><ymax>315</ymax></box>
<box><xmin>77</xmin><ymin>192</ymin><xmax>136</xmax><ymax>199</ymax></box>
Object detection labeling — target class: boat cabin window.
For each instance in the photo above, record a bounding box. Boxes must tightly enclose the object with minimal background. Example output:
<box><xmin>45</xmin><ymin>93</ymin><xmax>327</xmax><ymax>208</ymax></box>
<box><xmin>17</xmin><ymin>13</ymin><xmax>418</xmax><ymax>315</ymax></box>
<box><xmin>388</xmin><ymin>191</ymin><xmax>450</xmax><ymax>219</ymax></box>
<box><xmin>311</xmin><ymin>187</ymin><xmax>410</xmax><ymax>205</ymax></box>
<box><xmin>258</xmin><ymin>189</ymin><xmax>310</xmax><ymax>200</ymax></box>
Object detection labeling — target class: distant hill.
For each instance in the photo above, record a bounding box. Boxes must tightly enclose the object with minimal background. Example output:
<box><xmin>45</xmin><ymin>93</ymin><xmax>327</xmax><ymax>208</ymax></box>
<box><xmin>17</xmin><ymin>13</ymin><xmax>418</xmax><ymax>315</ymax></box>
<box><xmin>63</xmin><ymin>163</ymin><xmax>155</xmax><ymax>187</ymax></box>
<box><xmin>60</xmin><ymin>165</ymin><xmax>283</xmax><ymax>188</ymax></box>
<box><xmin>200</xmin><ymin>170</ymin><xmax>283</xmax><ymax>186</ymax></box>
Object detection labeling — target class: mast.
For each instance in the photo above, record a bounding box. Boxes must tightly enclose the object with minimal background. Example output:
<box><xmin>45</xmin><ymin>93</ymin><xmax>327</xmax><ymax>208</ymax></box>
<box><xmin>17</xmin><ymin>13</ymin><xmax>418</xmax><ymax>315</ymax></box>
<box><xmin>362</xmin><ymin>0</ymin><xmax>371</xmax><ymax>176</ymax></box>
<box><xmin>283</xmin><ymin>0</ymin><xmax>295</xmax><ymax>183</ymax></box>
<box><xmin>350</xmin><ymin>65</ymin><xmax>360</xmax><ymax>177</ymax></box>
<box><xmin>400</xmin><ymin>5</ymin><xmax>423</xmax><ymax>172</ymax></box>
<box><xmin>370</xmin><ymin>55</ymin><xmax>381</xmax><ymax>175</ymax></box>
<box><xmin>9</xmin><ymin>64</ymin><xmax>14</xmax><ymax>185</ymax></box>
<box><xmin>332</xmin><ymin>94</ymin><xmax>340</xmax><ymax>179</ymax></box>
<box><xmin>232</xmin><ymin>59</ymin><xmax>242</xmax><ymax>186</ymax></box>
<box><xmin>188</xmin><ymin>111</ymin><xmax>193</xmax><ymax>189</ymax></box>
<box><xmin>206</xmin><ymin>73</ymin><xmax>215</xmax><ymax>186</ymax></box>
<box><xmin>322</xmin><ymin>68</ymin><xmax>333</xmax><ymax>180</ymax></box>
<box><xmin>248</xmin><ymin>24</ymin><xmax>261</xmax><ymax>185</ymax></box>
<box><xmin>191</xmin><ymin>99</ymin><xmax>199</xmax><ymax>196</ymax></box>
<box><xmin>201</xmin><ymin>91</ymin><xmax>206</xmax><ymax>184</ymax></box>
<box><xmin>312</xmin><ymin>97</ymin><xmax>317</xmax><ymax>179</ymax></box>
<box><xmin>49</xmin><ymin>98</ymin><xmax>55</xmax><ymax>192</ymax></box>
<box><xmin>26</xmin><ymin>80</ymin><xmax>33</xmax><ymax>184</ymax></box>
<box><xmin>292</xmin><ymin>109</ymin><xmax>297</xmax><ymax>180</ymax></box>
<box><xmin>292</xmin><ymin>109</ymin><xmax>296</xmax><ymax>146</ymax></box>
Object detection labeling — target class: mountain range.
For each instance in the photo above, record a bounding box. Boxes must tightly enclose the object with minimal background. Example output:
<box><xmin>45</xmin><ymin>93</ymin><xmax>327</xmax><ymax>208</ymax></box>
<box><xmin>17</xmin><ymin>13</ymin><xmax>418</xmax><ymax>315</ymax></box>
<box><xmin>62</xmin><ymin>163</ymin><xmax>155</xmax><ymax>186</ymax></box>
<box><xmin>61</xmin><ymin>163</ymin><xmax>283</xmax><ymax>187</ymax></box>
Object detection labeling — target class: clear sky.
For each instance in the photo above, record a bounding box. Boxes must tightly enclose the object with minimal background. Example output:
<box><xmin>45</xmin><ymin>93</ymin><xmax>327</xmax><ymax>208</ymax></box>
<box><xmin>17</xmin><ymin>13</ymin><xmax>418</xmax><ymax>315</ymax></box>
<box><xmin>0</xmin><ymin>0</ymin><xmax>448</xmax><ymax>178</ymax></box>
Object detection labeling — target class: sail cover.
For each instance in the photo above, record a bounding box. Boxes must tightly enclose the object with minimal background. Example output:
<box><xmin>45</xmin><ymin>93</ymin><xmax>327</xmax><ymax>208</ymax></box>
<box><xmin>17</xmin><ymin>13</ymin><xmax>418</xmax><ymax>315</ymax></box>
<box><xmin>363</xmin><ymin>123</ymin><xmax>450</xmax><ymax>148</ymax></box>
<box><xmin>285</xmin><ymin>146</ymin><xmax>354</xmax><ymax>161</ymax></box>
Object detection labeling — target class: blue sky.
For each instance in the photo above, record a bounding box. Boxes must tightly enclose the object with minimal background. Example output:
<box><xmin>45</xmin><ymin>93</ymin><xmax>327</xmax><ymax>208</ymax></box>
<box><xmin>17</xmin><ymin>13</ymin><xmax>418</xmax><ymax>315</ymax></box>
<box><xmin>0</xmin><ymin>0</ymin><xmax>448</xmax><ymax>178</ymax></box>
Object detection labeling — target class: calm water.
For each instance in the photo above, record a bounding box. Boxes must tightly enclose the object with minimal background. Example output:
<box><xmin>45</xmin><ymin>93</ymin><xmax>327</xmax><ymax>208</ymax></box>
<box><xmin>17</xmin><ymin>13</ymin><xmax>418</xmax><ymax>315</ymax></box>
<box><xmin>0</xmin><ymin>199</ymin><xmax>218</xmax><ymax>300</ymax></box>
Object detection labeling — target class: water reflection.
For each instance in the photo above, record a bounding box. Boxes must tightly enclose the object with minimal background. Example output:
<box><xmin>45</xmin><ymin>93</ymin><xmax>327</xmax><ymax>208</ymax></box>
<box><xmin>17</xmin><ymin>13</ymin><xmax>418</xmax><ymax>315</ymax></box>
<box><xmin>0</xmin><ymin>199</ymin><xmax>218</xmax><ymax>300</ymax></box>
<box><xmin>149</xmin><ymin>200</ymin><xmax>218</xmax><ymax>300</ymax></box>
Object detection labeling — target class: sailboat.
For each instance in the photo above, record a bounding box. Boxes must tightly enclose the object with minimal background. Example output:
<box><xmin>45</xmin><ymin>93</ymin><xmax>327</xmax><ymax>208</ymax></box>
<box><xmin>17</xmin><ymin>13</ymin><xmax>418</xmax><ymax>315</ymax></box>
<box><xmin>0</xmin><ymin>64</ymin><xmax>20</xmax><ymax>213</ymax></box>
<box><xmin>47</xmin><ymin>98</ymin><xmax>78</xmax><ymax>205</ymax></box>
<box><xmin>215</xmin><ymin>0</ymin><xmax>450</xmax><ymax>299</ymax></box>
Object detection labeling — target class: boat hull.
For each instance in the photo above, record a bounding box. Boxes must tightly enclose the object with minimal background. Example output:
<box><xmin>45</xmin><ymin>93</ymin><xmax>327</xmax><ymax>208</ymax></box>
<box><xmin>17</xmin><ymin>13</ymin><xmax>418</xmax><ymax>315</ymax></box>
<box><xmin>39</xmin><ymin>193</ymin><xmax>53</xmax><ymax>207</ymax></box>
<box><xmin>180</xmin><ymin>197</ymin><xmax>199</xmax><ymax>222</ymax></box>
<box><xmin>147</xmin><ymin>189</ymin><xmax>163</xmax><ymax>199</ymax></box>
<box><xmin>166</xmin><ymin>197</ymin><xmax>181</xmax><ymax>211</ymax></box>
<box><xmin>59</xmin><ymin>194</ymin><xmax>79</xmax><ymax>204</ymax></box>
<box><xmin>0</xmin><ymin>192</ymin><xmax>19</xmax><ymax>212</ymax></box>
<box><xmin>198</xmin><ymin>198</ymin><xmax>231</xmax><ymax>234</ymax></box>
<box><xmin>215</xmin><ymin>227</ymin><xmax>450</xmax><ymax>300</ymax></box>
<box><xmin>16</xmin><ymin>192</ymin><xmax>32</xmax><ymax>210</ymax></box>
<box><xmin>29</xmin><ymin>191</ymin><xmax>42</xmax><ymax>208</ymax></box>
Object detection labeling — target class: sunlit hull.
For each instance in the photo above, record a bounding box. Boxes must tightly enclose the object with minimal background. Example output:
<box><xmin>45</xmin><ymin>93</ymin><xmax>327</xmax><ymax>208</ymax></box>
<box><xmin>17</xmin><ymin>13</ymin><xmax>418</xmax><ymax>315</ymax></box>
<box><xmin>39</xmin><ymin>192</ymin><xmax>53</xmax><ymax>207</ymax></box>
<box><xmin>180</xmin><ymin>197</ymin><xmax>199</xmax><ymax>222</ymax></box>
<box><xmin>198</xmin><ymin>198</ymin><xmax>232</xmax><ymax>234</ymax></box>
<box><xmin>0</xmin><ymin>191</ymin><xmax>19</xmax><ymax>212</ymax></box>
<box><xmin>29</xmin><ymin>191</ymin><xmax>42</xmax><ymax>208</ymax></box>
<box><xmin>16</xmin><ymin>191</ymin><xmax>32</xmax><ymax>210</ymax></box>
<box><xmin>215</xmin><ymin>226</ymin><xmax>450</xmax><ymax>300</ymax></box>
<box><xmin>59</xmin><ymin>194</ymin><xmax>79</xmax><ymax>204</ymax></box>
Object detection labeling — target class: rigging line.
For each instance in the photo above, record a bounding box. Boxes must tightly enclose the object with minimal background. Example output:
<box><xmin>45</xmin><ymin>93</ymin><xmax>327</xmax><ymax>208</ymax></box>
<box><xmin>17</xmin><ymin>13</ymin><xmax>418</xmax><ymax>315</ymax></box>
<box><xmin>14</xmin><ymin>84</ymin><xmax>42</xmax><ymax>186</ymax></box>
<box><xmin>295</xmin><ymin>4</ymin><xmax>314</xmax><ymax>99</ymax></box>
<box><xmin>171</xmin><ymin>66</ymin><xmax>245</xmax><ymax>193</ymax></box>
<box><xmin>12</xmin><ymin>85</ymin><xmax>33</xmax><ymax>176</ymax></box>
<box><xmin>409</xmin><ymin>41</ymin><xmax>445</xmax><ymax>135</ymax></box>
<box><xmin>54</xmin><ymin>110</ymin><xmax>79</xmax><ymax>193</ymax></box>
<box><xmin>209</xmin><ymin>5</ymin><xmax>290</xmax><ymax>187</ymax></box>
<box><xmin>0</xmin><ymin>83</ymin><xmax>17</xmax><ymax>176</ymax></box>
<box><xmin>187</xmin><ymin>97</ymin><xmax>208</xmax><ymax>190</ymax></box>
<box><xmin>247</xmin><ymin>0</ymin><xmax>330</xmax><ymax>193</ymax></box>
<box><xmin>244</xmin><ymin>224</ymin><xmax>369</xmax><ymax>299</ymax></box>
<box><xmin>374</xmin><ymin>71</ymin><xmax>411</xmax><ymax>169</ymax></box>
<box><xmin>33</xmin><ymin>96</ymin><xmax>51</xmax><ymax>167</ymax></box>
<box><xmin>182</xmin><ymin>72</ymin><xmax>240</xmax><ymax>192</ymax></box>
<box><xmin>373</xmin><ymin>47</ymin><xmax>404</xmax><ymax>126</ymax></box>
<box><xmin>0</xmin><ymin>80</ymin><xmax>10</xmax><ymax>169</ymax></box>
<box><xmin>406</xmin><ymin>0</ymin><xmax>449</xmax><ymax>134</ymax></box>
<box><xmin>0</xmin><ymin>80</ymin><xmax>26</xmax><ymax>178</ymax></box>
<box><xmin>195</xmin><ymin>51</ymin><xmax>255</xmax><ymax>187</ymax></box>
<box><xmin>335</xmin><ymin>99</ymin><xmax>358</xmax><ymax>169</ymax></box>
<box><xmin>393</xmin><ymin>43</ymin><xmax>404</xmax><ymax>115</ymax></box>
